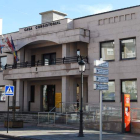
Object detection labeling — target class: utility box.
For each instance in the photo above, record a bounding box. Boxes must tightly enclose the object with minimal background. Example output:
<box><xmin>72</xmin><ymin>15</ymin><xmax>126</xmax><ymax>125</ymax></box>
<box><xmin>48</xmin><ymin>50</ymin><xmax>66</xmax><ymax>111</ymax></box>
<box><xmin>122</xmin><ymin>94</ymin><xmax>131</xmax><ymax>132</ymax></box>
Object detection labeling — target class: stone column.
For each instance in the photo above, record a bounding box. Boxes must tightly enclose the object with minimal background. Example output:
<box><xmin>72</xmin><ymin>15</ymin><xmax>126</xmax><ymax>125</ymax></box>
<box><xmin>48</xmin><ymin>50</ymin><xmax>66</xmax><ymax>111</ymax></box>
<box><xmin>24</xmin><ymin>81</ymin><xmax>30</xmax><ymax>111</ymax></box>
<box><xmin>62</xmin><ymin>76</ymin><xmax>70</xmax><ymax>103</ymax></box>
<box><xmin>16</xmin><ymin>80</ymin><xmax>23</xmax><ymax>111</ymax></box>
<box><xmin>69</xmin><ymin>77</ymin><xmax>77</xmax><ymax>102</ymax></box>
<box><xmin>62</xmin><ymin>76</ymin><xmax>77</xmax><ymax>103</ymax></box>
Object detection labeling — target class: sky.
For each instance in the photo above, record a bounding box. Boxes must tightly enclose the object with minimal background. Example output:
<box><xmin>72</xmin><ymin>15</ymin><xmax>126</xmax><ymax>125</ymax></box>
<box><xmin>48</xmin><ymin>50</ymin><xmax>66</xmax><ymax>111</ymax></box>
<box><xmin>0</xmin><ymin>0</ymin><xmax>140</xmax><ymax>34</ymax></box>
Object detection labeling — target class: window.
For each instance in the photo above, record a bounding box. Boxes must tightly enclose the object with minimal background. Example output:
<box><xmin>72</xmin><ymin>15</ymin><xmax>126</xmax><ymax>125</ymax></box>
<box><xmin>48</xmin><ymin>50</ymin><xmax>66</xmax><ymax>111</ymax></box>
<box><xmin>121</xmin><ymin>79</ymin><xmax>137</xmax><ymax>102</ymax></box>
<box><xmin>43</xmin><ymin>53</ymin><xmax>56</xmax><ymax>65</ymax></box>
<box><xmin>100</xmin><ymin>41</ymin><xmax>115</xmax><ymax>61</ymax></box>
<box><xmin>102</xmin><ymin>81</ymin><xmax>115</xmax><ymax>102</ymax></box>
<box><xmin>120</xmin><ymin>38</ymin><xmax>136</xmax><ymax>59</ymax></box>
<box><xmin>0</xmin><ymin>86</ymin><xmax>6</xmax><ymax>101</ymax></box>
<box><xmin>0</xmin><ymin>56</ymin><xmax>7</xmax><ymax>70</ymax></box>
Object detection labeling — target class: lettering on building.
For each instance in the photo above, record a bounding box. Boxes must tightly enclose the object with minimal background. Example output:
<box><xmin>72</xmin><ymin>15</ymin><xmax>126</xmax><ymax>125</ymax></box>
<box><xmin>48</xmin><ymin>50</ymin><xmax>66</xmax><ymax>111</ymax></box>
<box><xmin>24</xmin><ymin>21</ymin><xmax>60</xmax><ymax>31</ymax></box>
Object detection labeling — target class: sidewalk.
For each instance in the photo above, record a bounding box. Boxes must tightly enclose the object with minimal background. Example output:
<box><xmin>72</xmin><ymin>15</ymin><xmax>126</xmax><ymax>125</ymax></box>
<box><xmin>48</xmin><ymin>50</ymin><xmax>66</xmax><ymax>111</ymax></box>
<box><xmin>0</xmin><ymin>123</ymin><xmax>139</xmax><ymax>140</ymax></box>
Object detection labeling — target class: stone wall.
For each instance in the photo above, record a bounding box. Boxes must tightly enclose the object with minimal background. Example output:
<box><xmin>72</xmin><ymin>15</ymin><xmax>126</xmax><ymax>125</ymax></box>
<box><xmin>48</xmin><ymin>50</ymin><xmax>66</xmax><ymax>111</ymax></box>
<box><xmin>131</xmin><ymin>121</ymin><xmax>140</xmax><ymax>134</ymax></box>
<box><xmin>0</xmin><ymin>112</ymin><xmax>38</xmax><ymax>123</ymax></box>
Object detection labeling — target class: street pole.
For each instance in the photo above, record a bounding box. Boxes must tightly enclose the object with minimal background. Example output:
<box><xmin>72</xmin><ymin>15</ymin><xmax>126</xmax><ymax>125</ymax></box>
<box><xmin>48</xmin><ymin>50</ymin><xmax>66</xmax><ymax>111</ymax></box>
<box><xmin>7</xmin><ymin>96</ymin><xmax>9</xmax><ymax>133</ymax></box>
<box><xmin>78</xmin><ymin>72</ymin><xmax>84</xmax><ymax>137</ymax></box>
<box><xmin>100</xmin><ymin>90</ymin><xmax>102</xmax><ymax>140</ymax></box>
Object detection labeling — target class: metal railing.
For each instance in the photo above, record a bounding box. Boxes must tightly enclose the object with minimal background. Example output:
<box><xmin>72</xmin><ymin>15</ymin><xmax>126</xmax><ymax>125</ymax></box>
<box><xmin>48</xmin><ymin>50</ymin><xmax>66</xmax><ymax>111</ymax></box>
<box><xmin>49</xmin><ymin>102</ymin><xmax>80</xmax><ymax>113</ymax></box>
<box><xmin>38</xmin><ymin>112</ymin><xmax>55</xmax><ymax>125</ymax></box>
<box><xmin>49</xmin><ymin>102</ymin><xmax>121</xmax><ymax>114</ymax></box>
<box><xmin>4</xmin><ymin>56</ymin><xmax>88</xmax><ymax>70</ymax></box>
<box><xmin>38</xmin><ymin>102</ymin><xmax>122</xmax><ymax>126</ymax></box>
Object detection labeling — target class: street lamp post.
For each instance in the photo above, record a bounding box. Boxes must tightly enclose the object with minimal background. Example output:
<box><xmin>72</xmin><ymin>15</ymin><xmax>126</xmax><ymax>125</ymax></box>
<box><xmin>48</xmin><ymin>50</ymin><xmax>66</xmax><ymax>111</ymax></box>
<box><xmin>78</xmin><ymin>59</ymin><xmax>86</xmax><ymax>137</ymax></box>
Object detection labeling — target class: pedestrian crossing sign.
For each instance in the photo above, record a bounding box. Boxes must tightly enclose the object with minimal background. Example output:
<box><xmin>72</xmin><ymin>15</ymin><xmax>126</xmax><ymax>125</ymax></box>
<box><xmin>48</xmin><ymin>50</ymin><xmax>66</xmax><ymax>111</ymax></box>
<box><xmin>5</xmin><ymin>85</ymin><xmax>14</xmax><ymax>96</ymax></box>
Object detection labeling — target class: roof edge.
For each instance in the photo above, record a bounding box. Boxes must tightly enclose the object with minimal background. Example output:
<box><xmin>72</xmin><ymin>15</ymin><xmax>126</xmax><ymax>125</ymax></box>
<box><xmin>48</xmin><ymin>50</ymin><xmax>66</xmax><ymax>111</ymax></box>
<box><xmin>39</xmin><ymin>10</ymin><xmax>67</xmax><ymax>16</ymax></box>
<box><xmin>74</xmin><ymin>5</ymin><xmax>140</xmax><ymax>20</ymax></box>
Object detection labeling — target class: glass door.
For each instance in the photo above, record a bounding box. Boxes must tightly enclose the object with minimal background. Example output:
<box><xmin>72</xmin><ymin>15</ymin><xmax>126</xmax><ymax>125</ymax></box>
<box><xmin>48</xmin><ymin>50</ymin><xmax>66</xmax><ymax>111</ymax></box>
<box><xmin>43</xmin><ymin>53</ymin><xmax>56</xmax><ymax>66</ymax></box>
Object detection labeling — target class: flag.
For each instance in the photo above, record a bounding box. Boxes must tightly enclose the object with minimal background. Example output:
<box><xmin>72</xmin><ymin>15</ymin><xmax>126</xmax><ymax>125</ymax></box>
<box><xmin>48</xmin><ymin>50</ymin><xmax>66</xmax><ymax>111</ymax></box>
<box><xmin>3</xmin><ymin>36</ymin><xmax>18</xmax><ymax>61</ymax></box>
<box><xmin>0</xmin><ymin>40</ymin><xmax>5</xmax><ymax>54</ymax></box>
<box><xmin>11</xmin><ymin>36</ymin><xmax>18</xmax><ymax>61</ymax></box>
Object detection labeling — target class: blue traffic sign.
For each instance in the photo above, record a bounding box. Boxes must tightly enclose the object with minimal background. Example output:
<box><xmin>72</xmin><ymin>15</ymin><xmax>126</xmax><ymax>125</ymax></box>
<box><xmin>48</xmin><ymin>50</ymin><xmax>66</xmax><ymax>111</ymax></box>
<box><xmin>5</xmin><ymin>85</ymin><xmax>14</xmax><ymax>96</ymax></box>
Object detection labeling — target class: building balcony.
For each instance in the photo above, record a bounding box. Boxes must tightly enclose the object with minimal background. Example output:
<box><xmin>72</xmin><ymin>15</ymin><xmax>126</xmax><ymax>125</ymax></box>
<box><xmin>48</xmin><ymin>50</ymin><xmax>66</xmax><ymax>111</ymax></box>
<box><xmin>3</xmin><ymin>56</ymin><xmax>89</xmax><ymax>80</ymax></box>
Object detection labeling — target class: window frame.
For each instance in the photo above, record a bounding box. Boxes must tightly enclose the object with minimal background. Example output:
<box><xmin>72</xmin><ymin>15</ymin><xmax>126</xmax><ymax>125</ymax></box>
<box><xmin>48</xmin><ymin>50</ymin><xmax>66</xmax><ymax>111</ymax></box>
<box><xmin>102</xmin><ymin>80</ymin><xmax>115</xmax><ymax>102</ymax></box>
<box><xmin>121</xmin><ymin>79</ymin><xmax>137</xmax><ymax>102</ymax></box>
<box><xmin>100</xmin><ymin>40</ymin><xmax>115</xmax><ymax>61</ymax></box>
<box><xmin>120</xmin><ymin>37</ymin><xmax>136</xmax><ymax>60</ymax></box>
<box><xmin>0</xmin><ymin>85</ymin><xmax>6</xmax><ymax>102</ymax></box>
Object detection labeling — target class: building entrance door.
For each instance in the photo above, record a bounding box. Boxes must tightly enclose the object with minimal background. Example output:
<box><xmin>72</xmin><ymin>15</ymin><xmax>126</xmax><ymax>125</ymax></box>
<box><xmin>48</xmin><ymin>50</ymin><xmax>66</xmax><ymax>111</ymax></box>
<box><xmin>42</xmin><ymin>85</ymin><xmax>55</xmax><ymax>111</ymax></box>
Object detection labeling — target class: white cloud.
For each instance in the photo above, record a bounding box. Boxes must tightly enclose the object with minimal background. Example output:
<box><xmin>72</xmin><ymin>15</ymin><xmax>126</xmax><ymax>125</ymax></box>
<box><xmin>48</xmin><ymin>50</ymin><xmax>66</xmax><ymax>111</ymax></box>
<box><xmin>78</xmin><ymin>4</ymin><xmax>113</xmax><ymax>14</ymax></box>
<box><xmin>60</xmin><ymin>4</ymin><xmax>113</xmax><ymax>17</ymax></box>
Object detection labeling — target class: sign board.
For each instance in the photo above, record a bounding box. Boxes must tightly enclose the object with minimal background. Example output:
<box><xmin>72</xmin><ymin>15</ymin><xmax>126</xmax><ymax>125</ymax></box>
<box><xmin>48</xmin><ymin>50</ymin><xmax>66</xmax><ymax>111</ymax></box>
<box><xmin>94</xmin><ymin>68</ymin><xmax>109</xmax><ymax>75</ymax></box>
<box><xmin>94</xmin><ymin>76</ymin><xmax>108</xmax><ymax>83</ymax></box>
<box><xmin>94</xmin><ymin>84</ymin><xmax>108</xmax><ymax>90</ymax></box>
<box><xmin>5</xmin><ymin>85</ymin><xmax>14</xmax><ymax>96</ymax></box>
<box><xmin>55</xmin><ymin>93</ymin><xmax>62</xmax><ymax>108</ymax></box>
<box><xmin>94</xmin><ymin>60</ymin><xmax>108</xmax><ymax>68</ymax></box>
<box><xmin>93</xmin><ymin>59</ymin><xmax>109</xmax><ymax>140</ymax></box>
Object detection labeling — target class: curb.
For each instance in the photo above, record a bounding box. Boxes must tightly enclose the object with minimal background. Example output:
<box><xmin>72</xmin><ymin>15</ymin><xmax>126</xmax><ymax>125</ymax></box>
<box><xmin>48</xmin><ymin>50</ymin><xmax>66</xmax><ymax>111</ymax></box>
<box><xmin>0</xmin><ymin>134</ymin><xmax>42</xmax><ymax>140</ymax></box>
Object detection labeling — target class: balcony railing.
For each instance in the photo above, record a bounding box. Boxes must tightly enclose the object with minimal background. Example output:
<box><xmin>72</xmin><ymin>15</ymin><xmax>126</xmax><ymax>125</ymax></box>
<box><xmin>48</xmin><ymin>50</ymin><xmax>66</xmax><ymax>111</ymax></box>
<box><xmin>4</xmin><ymin>56</ymin><xmax>88</xmax><ymax>70</ymax></box>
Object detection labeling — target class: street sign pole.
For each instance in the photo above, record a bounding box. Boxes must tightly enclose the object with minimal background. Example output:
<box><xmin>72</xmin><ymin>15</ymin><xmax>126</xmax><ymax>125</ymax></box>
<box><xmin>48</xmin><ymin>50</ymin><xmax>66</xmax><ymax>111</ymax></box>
<box><xmin>5</xmin><ymin>85</ymin><xmax>14</xmax><ymax>134</ymax></box>
<box><xmin>7</xmin><ymin>96</ymin><xmax>9</xmax><ymax>133</ymax></box>
<box><xmin>94</xmin><ymin>59</ymin><xmax>109</xmax><ymax>140</ymax></box>
<box><xmin>100</xmin><ymin>89</ymin><xmax>102</xmax><ymax>140</ymax></box>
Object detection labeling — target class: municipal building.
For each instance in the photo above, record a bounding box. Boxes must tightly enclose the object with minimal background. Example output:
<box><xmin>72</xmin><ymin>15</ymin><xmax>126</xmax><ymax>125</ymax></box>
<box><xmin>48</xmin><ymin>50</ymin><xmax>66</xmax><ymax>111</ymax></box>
<box><xmin>0</xmin><ymin>5</ymin><xmax>140</xmax><ymax>112</ymax></box>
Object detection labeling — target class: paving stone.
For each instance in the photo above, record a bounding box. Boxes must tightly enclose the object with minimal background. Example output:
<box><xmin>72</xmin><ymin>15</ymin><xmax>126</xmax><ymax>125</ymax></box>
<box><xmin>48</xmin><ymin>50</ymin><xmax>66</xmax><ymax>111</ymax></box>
<box><xmin>0</xmin><ymin>123</ymin><xmax>139</xmax><ymax>140</ymax></box>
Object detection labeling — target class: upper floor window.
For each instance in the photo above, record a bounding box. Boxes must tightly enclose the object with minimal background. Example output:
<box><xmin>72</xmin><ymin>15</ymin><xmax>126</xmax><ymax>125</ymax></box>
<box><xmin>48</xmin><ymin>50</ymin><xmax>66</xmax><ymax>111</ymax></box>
<box><xmin>102</xmin><ymin>81</ymin><xmax>115</xmax><ymax>102</ymax></box>
<box><xmin>0</xmin><ymin>56</ymin><xmax>7</xmax><ymax>71</ymax></box>
<box><xmin>120</xmin><ymin>38</ymin><xmax>136</xmax><ymax>60</ymax></box>
<box><xmin>100</xmin><ymin>41</ymin><xmax>115</xmax><ymax>61</ymax></box>
<box><xmin>0</xmin><ymin>86</ymin><xmax>6</xmax><ymax>101</ymax></box>
<box><xmin>121</xmin><ymin>79</ymin><xmax>137</xmax><ymax>102</ymax></box>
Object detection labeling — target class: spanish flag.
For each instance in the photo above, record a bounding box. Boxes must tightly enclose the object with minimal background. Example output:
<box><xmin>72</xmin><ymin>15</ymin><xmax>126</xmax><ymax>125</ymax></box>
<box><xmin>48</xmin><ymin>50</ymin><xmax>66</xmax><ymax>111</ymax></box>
<box><xmin>11</xmin><ymin>37</ymin><xmax>18</xmax><ymax>61</ymax></box>
<box><xmin>3</xmin><ymin>36</ymin><xmax>18</xmax><ymax>61</ymax></box>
